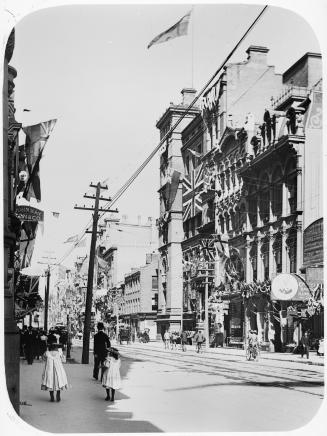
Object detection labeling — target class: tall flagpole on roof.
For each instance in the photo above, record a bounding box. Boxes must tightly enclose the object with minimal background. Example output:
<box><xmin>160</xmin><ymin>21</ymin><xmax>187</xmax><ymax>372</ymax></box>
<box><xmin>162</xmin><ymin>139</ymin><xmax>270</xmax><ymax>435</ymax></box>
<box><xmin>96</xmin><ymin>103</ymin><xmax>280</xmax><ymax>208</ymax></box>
<box><xmin>191</xmin><ymin>5</ymin><xmax>194</xmax><ymax>88</ymax></box>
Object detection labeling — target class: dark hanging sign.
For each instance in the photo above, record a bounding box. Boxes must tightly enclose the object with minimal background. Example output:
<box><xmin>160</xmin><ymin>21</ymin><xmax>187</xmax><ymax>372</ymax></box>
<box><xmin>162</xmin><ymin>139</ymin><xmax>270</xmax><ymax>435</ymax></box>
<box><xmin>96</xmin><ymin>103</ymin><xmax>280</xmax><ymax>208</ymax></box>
<box><xmin>16</xmin><ymin>205</ymin><xmax>44</xmax><ymax>222</ymax></box>
<box><xmin>303</xmin><ymin>218</ymin><xmax>323</xmax><ymax>267</ymax></box>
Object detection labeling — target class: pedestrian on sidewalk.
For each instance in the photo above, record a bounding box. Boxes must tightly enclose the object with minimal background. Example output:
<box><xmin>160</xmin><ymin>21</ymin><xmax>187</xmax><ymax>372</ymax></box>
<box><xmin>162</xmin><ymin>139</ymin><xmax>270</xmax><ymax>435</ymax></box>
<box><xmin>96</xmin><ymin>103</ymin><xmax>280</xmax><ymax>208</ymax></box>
<box><xmin>41</xmin><ymin>343</ymin><xmax>68</xmax><ymax>402</ymax></box>
<box><xmin>193</xmin><ymin>329</ymin><xmax>205</xmax><ymax>353</ymax></box>
<box><xmin>102</xmin><ymin>347</ymin><xmax>121</xmax><ymax>402</ymax></box>
<box><xmin>300</xmin><ymin>331</ymin><xmax>310</xmax><ymax>359</ymax></box>
<box><xmin>163</xmin><ymin>330</ymin><xmax>170</xmax><ymax>349</ymax></box>
<box><xmin>24</xmin><ymin>326</ymin><xmax>36</xmax><ymax>364</ymax></box>
<box><xmin>180</xmin><ymin>330</ymin><xmax>188</xmax><ymax>352</ymax></box>
<box><xmin>39</xmin><ymin>329</ymin><xmax>48</xmax><ymax>355</ymax></box>
<box><xmin>93</xmin><ymin>322</ymin><xmax>111</xmax><ymax>381</ymax></box>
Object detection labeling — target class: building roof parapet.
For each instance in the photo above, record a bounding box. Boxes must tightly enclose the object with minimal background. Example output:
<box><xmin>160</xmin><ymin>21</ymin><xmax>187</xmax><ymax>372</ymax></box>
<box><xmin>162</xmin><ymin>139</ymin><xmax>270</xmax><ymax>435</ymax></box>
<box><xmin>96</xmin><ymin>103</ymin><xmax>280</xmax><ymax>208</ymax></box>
<box><xmin>272</xmin><ymin>84</ymin><xmax>309</xmax><ymax>111</ymax></box>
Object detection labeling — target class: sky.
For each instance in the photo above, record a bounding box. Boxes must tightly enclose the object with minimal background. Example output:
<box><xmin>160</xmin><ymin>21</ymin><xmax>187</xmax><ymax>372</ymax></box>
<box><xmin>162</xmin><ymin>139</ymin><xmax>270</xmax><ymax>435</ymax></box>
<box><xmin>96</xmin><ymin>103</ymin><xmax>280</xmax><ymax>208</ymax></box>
<box><xmin>7</xmin><ymin>1</ymin><xmax>323</xmax><ymax>268</ymax></box>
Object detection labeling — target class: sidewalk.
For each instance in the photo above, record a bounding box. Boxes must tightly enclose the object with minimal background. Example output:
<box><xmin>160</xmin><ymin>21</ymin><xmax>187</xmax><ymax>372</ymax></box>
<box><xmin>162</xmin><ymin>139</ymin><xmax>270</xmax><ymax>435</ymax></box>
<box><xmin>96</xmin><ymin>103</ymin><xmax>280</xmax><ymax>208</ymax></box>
<box><xmin>18</xmin><ymin>346</ymin><xmax>162</xmax><ymax>433</ymax></box>
<box><xmin>124</xmin><ymin>340</ymin><xmax>325</xmax><ymax>366</ymax></box>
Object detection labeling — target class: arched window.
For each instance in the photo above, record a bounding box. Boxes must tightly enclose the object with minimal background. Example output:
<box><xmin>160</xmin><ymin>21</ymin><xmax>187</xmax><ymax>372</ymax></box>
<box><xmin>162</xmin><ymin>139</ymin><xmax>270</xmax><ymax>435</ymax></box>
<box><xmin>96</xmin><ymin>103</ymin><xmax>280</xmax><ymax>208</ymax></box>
<box><xmin>271</xmin><ymin>166</ymin><xmax>283</xmax><ymax>219</ymax></box>
<box><xmin>285</xmin><ymin>159</ymin><xmax>297</xmax><ymax>215</ymax></box>
<box><xmin>259</xmin><ymin>173</ymin><xmax>270</xmax><ymax>224</ymax></box>
<box><xmin>287</xmin><ymin>229</ymin><xmax>297</xmax><ymax>273</ymax></box>
<box><xmin>248</xmin><ymin>184</ymin><xmax>257</xmax><ymax>229</ymax></box>
<box><xmin>261</xmin><ymin>237</ymin><xmax>269</xmax><ymax>280</ymax></box>
<box><xmin>273</xmin><ymin>233</ymin><xmax>282</xmax><ymax>273</ymax></box>
<box><xmin>250</xmin><ymin>242</ymin><xmax>257</xmax><ymax>281</ymax></box>
<box><xmin>219</xmin><ymin>215</ymin><xmax>225</xmax><ymax>234</ymax></box>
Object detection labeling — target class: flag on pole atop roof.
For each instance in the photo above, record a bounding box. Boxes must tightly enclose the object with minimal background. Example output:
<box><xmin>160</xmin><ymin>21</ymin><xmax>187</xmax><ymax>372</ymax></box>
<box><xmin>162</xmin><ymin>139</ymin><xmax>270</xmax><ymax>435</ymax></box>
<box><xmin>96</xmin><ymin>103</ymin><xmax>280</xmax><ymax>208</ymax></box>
<box><xmin>147</xmin><ymin>10</ymin><xmax>192</xmax><ymax>49</ymax></box>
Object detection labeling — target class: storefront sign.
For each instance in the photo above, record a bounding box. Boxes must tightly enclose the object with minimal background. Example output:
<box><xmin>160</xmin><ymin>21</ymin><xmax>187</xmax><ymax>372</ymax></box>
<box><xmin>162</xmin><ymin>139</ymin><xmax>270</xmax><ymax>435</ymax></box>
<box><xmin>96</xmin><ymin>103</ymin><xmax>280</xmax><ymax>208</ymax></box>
<box><xmin>271</xmin><ymin>273</ymin><xmax>311</xmax><ymax>301</ymax></box>
<box><xmin>16</xmin><ymin>205</ymin><xmax>44</xmax><ymax>222</ymax></box>
<box><xmin>303</xmin><ymin>219</ymin><xmax>323</xmax><ymax>267</ymax></box>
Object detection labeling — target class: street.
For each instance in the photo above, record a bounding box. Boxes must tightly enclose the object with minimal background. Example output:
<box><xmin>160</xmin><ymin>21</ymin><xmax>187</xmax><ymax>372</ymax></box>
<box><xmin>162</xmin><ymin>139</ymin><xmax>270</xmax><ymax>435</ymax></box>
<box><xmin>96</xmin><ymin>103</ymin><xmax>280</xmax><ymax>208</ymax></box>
<box><xmin>18</xmin><ymin>342</ymin><xmax>324</xmax><ymax>433</ymax></box>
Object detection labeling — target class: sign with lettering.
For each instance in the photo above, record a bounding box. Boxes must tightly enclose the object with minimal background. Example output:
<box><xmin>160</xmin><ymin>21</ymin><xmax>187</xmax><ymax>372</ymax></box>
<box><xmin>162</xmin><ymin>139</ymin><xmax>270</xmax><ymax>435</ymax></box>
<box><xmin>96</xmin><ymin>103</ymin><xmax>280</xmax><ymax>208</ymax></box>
<box><xmin>271</xmin><ymin>273</ymin><xmax>311</xmax><ymax>301</ymax></box>
<box><xmin>303</xmin><ymin>218</ymin><xmax>323</xmax><ymax>267</ymax></box>
<box><xmin>16</xmin><ymin>205</ymin><xmax>44</xmax><ymax>222</ymax></box>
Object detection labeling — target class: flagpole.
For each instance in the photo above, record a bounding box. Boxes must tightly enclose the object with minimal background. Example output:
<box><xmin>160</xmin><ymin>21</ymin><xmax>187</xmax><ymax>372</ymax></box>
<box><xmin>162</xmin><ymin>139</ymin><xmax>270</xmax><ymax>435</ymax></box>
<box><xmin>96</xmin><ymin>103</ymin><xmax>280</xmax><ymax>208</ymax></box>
<box><xmin>191</xmin><ymin>5</ymin><xmax>194</xmax><ymax>88</ymax></box>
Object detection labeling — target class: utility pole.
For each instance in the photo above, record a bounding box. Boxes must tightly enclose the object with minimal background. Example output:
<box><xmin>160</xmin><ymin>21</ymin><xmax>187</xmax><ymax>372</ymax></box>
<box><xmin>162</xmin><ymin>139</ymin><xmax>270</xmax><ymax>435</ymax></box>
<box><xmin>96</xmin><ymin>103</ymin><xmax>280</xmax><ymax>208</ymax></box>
<box><xmin>38</xmin><ymin>257</ymin><xmax>56</xmax><ymax>333</ymax></box>
<box><xmin>75</xmin><ymin>182</ymin><xmax>118</xmax><ymax>364</ymax></box>
<box><xmin>204</xmin><ymin>265</ymin><xmax>209</xmax><ymax>349</ymax></box>
<box><xmin>44</xmin><ymin>267</ymin><xmax>50</xmax><ymax>333</ymax></box>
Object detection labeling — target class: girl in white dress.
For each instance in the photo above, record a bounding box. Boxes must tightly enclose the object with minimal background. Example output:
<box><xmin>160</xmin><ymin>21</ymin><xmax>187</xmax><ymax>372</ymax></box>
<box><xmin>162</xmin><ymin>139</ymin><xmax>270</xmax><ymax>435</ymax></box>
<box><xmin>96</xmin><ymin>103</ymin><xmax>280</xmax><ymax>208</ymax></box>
<box><xmin>102</xmin><ymin>347</ymin><xmax>121</xmax><ymax>401</ymax></box>
<box><xmin>41</xmin><ymin>343</ymin><xmax>68</xmax><ymax>402</ymax></box>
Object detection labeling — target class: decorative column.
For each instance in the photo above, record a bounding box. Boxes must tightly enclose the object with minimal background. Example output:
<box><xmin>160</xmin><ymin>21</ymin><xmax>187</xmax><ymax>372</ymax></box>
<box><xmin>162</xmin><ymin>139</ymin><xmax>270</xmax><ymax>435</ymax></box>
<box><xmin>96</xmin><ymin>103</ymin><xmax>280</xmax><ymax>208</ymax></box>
<box><xmin>211</xmin><ymin>112</ymin><xmax>217</xmax><ymax>149</ymax></box>
<box><xmin>245</xmin><ymin>236</ymin><xmax>252</xmax><ymax>283</ymax></box>
<box><xmin>256</xmin><ymin>232</ymin><xmax>263</xmax><ymax>281</ymax></box>
<box><xmin>268</xmin><ymin>228</ymin><xmax>274</xmax><ymax>278</ymax></box>
<box><xmin>295</xmin><ymin>147</ymin><xmax>304</xmax><ymax>272</ymax></box>
<box><xmin>281</xmin><ymin>179</ymin><xmax>288</xmax><ymax>217</ymax></box>
<box><xmin>281</xmin><ymin>222</ymin><xmax>287</xmax><ymax>273</ymax></box>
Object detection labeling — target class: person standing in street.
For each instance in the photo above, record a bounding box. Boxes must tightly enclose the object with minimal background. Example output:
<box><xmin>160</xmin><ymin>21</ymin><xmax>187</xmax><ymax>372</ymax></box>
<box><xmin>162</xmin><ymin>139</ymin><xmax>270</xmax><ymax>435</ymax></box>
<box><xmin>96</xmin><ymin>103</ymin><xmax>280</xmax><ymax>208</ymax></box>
<box><xmin>300</xmin><ymin>331</ymin><xmax>310</xmax><ymax>359</ymax></box>
<box><xmin>93</xmin><ymin>322</ymin><xmax>111</xmax><ymax>381</ymax></box>
<box><xmin>102</xmin><ymin>347</ymin><xmax>121</xmax><ymax>402</ymax></box>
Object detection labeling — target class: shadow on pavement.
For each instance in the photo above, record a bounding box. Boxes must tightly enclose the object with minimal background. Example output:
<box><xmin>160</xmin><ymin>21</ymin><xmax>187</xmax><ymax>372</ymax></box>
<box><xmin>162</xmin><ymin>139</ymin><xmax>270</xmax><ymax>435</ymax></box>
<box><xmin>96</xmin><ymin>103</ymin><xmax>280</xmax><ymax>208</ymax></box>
<box><xmin>19</xmin><ymin>347</ymin><xmax>163</xmax><ymax>433</ymax></box>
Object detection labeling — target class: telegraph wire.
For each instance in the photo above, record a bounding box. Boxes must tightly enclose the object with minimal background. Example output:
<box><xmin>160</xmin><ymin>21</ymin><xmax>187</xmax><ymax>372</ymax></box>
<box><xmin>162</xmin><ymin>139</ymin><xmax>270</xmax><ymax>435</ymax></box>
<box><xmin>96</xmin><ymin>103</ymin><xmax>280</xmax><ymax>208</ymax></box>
<box><xmin>51</xmin><ymin>5</ymin><xmax>269</xmax><ymax>269</ymax></box>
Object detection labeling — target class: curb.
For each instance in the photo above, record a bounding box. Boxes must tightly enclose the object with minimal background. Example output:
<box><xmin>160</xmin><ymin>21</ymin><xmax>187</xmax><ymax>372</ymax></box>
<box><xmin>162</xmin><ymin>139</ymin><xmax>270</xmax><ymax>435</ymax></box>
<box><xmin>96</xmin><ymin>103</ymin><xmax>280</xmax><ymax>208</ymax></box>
<box><xmin>123</xmin><ymin>343</ymin><xmax>325</xmax><ymax>367</ymax></box>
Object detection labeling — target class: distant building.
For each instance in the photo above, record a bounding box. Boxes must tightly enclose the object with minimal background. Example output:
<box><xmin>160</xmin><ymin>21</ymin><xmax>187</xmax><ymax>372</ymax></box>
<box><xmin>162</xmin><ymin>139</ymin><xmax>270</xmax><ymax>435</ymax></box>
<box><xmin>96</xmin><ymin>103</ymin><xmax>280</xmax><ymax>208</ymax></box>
<box><xmin>121</xmin><ymin>252</ymin><xmax>159</xmax><ymax>340</ymax></box>
<box><xmin>101</xmin><ymin>215</ymin><xmax>157</xmax><ymax>288</ymax></box>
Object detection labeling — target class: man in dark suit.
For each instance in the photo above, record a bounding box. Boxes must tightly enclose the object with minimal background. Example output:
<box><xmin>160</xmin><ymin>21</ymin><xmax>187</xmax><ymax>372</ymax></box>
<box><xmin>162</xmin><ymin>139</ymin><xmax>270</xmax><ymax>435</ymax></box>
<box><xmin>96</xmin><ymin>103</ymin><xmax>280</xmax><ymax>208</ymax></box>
<box><xmin>24</xmin><ymin>326</ymin><xmax>36</xmax><ymax>364</ymax></box>
<box><xmin>93</xmin><ymin>322</ymin><xmax>111</xmax><ymax>380</ymax></box>
<box><xmin>301</xmin><ymin>331</ymin><xmax>310</xmax><ymax>359</ymax></box>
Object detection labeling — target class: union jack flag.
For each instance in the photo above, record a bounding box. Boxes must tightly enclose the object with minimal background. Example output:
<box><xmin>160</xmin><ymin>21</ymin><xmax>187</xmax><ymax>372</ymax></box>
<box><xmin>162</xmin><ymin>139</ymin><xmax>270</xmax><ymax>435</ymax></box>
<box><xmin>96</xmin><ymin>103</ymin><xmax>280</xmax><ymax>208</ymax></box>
<box><xmin>183</xmin><ymin>163</ymin><xmax>204</xmax><ymax>220</ymax></box>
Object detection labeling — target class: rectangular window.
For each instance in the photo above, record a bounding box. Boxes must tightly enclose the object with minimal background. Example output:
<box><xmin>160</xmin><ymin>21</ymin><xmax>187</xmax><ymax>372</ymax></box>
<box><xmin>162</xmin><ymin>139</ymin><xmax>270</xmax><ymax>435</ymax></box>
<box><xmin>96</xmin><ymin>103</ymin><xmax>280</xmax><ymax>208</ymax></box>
<box><xmin>152</xmin><ymin>276</ymin><xmax>158</xmax><ymax>290</ymax></box>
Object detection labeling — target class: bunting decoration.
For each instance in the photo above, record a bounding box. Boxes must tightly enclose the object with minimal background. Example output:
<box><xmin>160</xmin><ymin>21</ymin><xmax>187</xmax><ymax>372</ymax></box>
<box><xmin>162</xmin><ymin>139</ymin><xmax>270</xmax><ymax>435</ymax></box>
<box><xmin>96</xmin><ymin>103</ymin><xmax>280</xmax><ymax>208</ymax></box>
<box><xmin>22</xmin><ymin>119</ymin><xmax>57</xmax><ymax>201</ymax></box>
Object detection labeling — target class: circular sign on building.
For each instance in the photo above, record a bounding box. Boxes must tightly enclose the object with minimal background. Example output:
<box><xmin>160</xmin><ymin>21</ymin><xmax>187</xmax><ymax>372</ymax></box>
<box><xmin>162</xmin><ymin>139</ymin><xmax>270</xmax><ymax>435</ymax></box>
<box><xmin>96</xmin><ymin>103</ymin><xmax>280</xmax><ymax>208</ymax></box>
<box><xmin>271</xmin><ymin>273</ymin><xmax>298</xmax><ymax>300</ymax></box>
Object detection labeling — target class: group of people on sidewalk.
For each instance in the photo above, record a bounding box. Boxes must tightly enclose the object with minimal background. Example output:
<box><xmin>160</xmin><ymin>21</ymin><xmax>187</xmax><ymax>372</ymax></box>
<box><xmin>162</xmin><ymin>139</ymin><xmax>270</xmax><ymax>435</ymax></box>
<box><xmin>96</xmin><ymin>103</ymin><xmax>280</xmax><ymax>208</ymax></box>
<box><xmin>163</xmin><ymin>329</ymin><xmax>205</xmax><ymax>353</ymax></box>
<box><xmin>20</xmin><ymin>325</ymin><xmax>65</xmax><ymax>365</ymax></box>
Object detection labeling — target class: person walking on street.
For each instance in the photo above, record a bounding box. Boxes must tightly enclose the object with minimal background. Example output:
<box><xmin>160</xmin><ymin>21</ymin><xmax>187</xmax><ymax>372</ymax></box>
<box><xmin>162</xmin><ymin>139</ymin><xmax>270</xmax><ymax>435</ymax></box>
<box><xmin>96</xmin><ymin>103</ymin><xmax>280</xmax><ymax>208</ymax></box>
<box><xmin>164</xmin><ymin>330</ymin><xmax>170</xmax><ymax>349</ymax></box>
<box><xmin>93</xmin><ymin>322</ymin><xmax>111</xmax><ymax>381</ymax></box>
<box><xmin>180</xmin><ymin>330</ymin><xmax>188</xmax><ymax>352</ymax></box>
<box><xmin>102</xmin><ymin>347</ymin><xmax>121</xmax><ymax>402</ymax></box>
<box><xmin>41</xmin><ymin>343</ymin><xmax>68</xmax><ymax>402</ymax></box>
<box><xmin>193</xmin><ymin>329</ymin><xmax>205</xmax><ymax>353</ymax></box>
<box><xmin>301</xmin><ymin>331</ymin><xmax>310</xmax><ymax>359</ymax></box>
<box><xmin>24</xmin><ymin>326</ymin><xmax>36</xmax><ymax>364</ymax></box>
<box><xmin>39</xmin><ymin>330</ymin><xmax>48</xmax><ymax>355</ymax></box>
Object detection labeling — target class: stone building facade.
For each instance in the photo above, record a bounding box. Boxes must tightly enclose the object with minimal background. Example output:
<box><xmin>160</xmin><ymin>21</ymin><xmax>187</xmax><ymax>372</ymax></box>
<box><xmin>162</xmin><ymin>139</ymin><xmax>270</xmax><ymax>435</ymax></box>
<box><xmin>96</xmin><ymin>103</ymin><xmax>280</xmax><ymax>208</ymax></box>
<box><xmin>157</xmin><ymin>46</ymin><xmax>323</xmax><ymax>350</ymax></box>
<box><xmin>3</xmin><ymin>29</ymin><xmax>21</xmax><ymax>414</ymax></box>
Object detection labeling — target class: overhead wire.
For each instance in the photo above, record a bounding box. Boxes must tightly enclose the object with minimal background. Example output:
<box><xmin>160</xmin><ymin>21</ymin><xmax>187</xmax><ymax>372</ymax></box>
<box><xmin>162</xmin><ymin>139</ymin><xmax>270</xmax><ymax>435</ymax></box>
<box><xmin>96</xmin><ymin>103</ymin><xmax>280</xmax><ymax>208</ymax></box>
<box><xmin>51</xmin><ymin>5</ymin><xmax>269</xmax><ymax>270</ymax></box>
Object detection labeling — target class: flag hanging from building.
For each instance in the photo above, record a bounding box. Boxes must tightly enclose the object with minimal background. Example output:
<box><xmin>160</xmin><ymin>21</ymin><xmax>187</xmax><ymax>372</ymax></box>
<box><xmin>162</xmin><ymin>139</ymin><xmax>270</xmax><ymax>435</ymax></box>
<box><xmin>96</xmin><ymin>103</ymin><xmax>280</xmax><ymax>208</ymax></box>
<box><xmin>147</xmin><ymin>10</ymin><xmax>192</xmax><ymax>49</ymax></box>
<box><xmin>22</xmin><ymin>119</ymin><xmax>57</xmax><ymax>201</ymax></box>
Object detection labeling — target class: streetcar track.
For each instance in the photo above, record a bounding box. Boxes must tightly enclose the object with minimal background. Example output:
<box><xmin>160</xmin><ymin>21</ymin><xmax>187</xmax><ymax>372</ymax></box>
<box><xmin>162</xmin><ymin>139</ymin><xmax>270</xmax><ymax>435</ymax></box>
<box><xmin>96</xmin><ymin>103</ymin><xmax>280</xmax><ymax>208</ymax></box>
<box><xmin>120</xmin><ymin>347</ymin><xmax>324</xmax><ymax>399</ymax></box>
